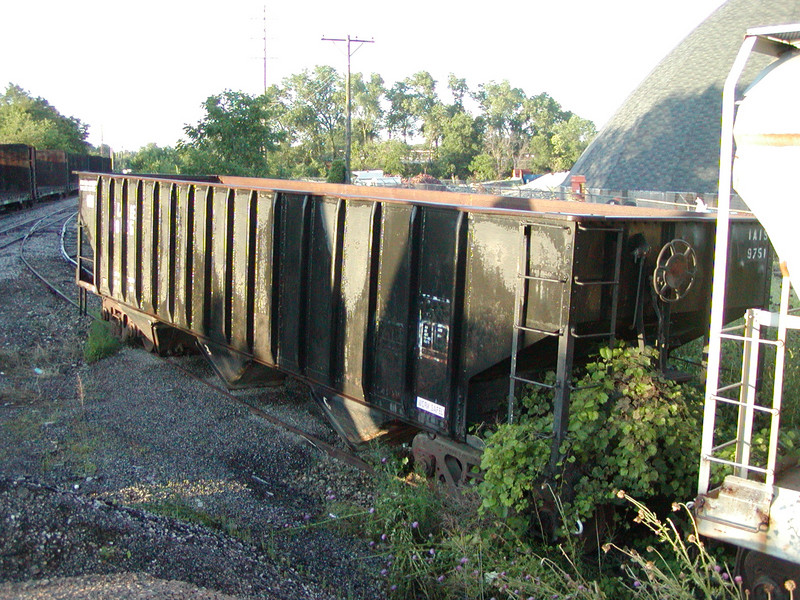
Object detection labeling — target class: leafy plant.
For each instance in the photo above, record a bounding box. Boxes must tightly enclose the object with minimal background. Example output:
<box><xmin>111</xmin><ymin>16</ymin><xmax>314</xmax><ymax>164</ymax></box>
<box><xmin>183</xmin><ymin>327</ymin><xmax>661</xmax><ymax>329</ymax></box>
<box><xmin>326</xmin><ymin>159</ymin><xmax>347</xmax><ymax>183</ymax></box>
<box><xmin>479</xmin><ymin>344</ymin><xmax>703</xmax><ymax>530</ymax></box>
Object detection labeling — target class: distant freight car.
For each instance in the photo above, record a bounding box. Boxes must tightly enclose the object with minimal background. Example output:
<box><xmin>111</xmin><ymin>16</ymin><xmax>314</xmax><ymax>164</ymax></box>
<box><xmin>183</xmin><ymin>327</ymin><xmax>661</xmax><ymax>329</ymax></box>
<box><xmin>0</xmin><ymin>143</ymin><xmax>112</xmax><ymax>207</ymax></box>
<box><xmin>0</xmin><ymin>144</ymin><xmax>35</xmax><ymax>206</ymax></box>
<box><xmin>34</xmin><ymin>148</ymin><xmax>70</xmax><ymax>198</ymax></box>
<box><xmin>75</xmin><ymin>174</ymin><xmax>772</xmax><ymax>484</ymax></box>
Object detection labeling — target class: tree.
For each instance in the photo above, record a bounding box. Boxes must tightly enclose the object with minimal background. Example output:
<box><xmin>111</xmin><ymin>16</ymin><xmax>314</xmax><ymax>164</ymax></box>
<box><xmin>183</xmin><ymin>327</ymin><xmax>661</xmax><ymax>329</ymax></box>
<box><xmin>447</xmin><ymin>74</ymin><xmax>469</xmax><ymax>110</ymax></box>
<box><xmin>439</xmin><ymin>111</ymin><xmax>483</xmax><ymax>180</ymax></box>
<box><xmin>121</xmin><ymin>69</ymin><xmax>596</xmax><ymax>183</ymax></box>
<box><xmin>549</xmin><ymin>114</ymin><xmax>596</xmax><ymax>171</ymax></box>
<box><xmin>326</xmin><ymin>159</ymin><xmax>347</xmax><ymax>183</ymax></box>
<box><xmin>0</xmin><ymin>84</ymin><xmax>89</xmax><ymax>152</ymax></box>
<box><xmin>350</xmin><ymin>73</ymin><xmax>386</xmax><ymax>169</ymax></box>
<box><xmin>127</xmin><ymin>144</ymin><xmax>184</xmax><ymax>174</ymax></box>
<box><xmin>180</xmin><ymin>90</ymin><xmax>282</xmax><ymax>176</ymax></box>
<box><xmin>474</xmin><ymin>80</ymin><xmax>528</xmax><ymax>178</ymax></box>
<box><xmin>385</xmin><ymin>81</ymin><xmax>415</xmax><ymax>142</ymax></box>
<box><xmin>469</xmin><ymin>153</ymin><xmax>497</xmax><ymax>181</ymax></box>
<box><xmin>273</xmin><ymin>66</ymin><xmax>345</xmax><ymax>176</ymax></box>
<box><xmin>363</xmin><ymin>139</ymin><xmax>412</xmax><ymax>176</ymax></box>
<box><xmin>405</xmin><ymin>71</ymin><xmax>441</xmax><ymax>154</ymax></box>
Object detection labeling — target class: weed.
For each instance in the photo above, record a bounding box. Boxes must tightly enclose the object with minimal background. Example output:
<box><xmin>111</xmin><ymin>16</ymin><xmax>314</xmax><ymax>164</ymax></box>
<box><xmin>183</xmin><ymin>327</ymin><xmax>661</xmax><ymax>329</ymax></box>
<box><xmin>98</xmin><ymin>542</ymin><xmax>131</xmax><ymax>563</ymax></box>
<box><xmin>342</xmin><ymin>449</ymin><xmax>750</xmax><ymax>599</ymax></box>
<box><xmin>84</xmin><ymin>318</ymin><xmax>121</xmax><ymax>363</ymax></box>
<box><xmin>479</xmin><ymin>344</ymin><xmax>703</xmax><ymax>533</ymax></box>
<box><xmin>133</xmin><ymin>496</ymin><xmax>263</xmax><ymax>550</ymax></box>
<box><xmin>604</xmin><ymin>492</ymin><xmax>744</xmax><ymax>599</ymax></box>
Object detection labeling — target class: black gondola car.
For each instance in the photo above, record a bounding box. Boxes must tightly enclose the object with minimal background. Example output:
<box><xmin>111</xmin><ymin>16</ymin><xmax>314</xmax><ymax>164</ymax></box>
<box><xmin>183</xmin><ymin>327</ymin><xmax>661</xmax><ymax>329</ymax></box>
<box><xmin>75</xmin><ymin>174</ymin><xmax>772</xmax><ymax>484</ymax></box>
<box><xmin>0</xmin><ymin>144</ymin><xmax>35</xmax><ymax>207</ymax></box>
<box><xmin>34</xmin><ymin>148</ymin><xmax>70</xmax><ymax>198</ymax></box>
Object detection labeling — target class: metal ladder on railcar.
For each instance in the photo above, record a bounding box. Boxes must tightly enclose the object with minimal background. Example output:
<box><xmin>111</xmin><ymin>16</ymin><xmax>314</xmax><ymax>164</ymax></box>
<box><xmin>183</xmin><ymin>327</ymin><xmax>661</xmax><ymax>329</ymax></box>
<box><xmin>508</xmin><ymin>222</ymin><xmax>624</xmax><ymax>468</ymax></box>
<box><xmin>697</xmin><ymin>275</ymin><xmax>798</xmax><ymax>532</ymax></box>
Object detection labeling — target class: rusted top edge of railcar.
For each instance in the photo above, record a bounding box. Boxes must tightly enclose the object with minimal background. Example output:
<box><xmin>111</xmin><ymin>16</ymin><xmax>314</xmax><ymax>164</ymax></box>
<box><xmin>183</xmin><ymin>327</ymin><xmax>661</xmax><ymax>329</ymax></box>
<box><xmin>76</xmin><ymin>172</ymin><xmax>748</xmax><ymax>221</ymax></box>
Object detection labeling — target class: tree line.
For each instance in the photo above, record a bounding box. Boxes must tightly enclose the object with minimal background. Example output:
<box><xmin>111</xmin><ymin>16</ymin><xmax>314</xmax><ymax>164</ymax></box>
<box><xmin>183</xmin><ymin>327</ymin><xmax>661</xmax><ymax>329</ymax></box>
<box><xmin>2</xmin><ymin>71</ymin><xmax>597</xmax><ymax>182</ymax></box>
<box><xmin>0</xmin><ymin>84</ymin><xmax>91</xmax><ymax>153</ymax></box>
<box><xmin>121</xmin><ymin>68</ymin><xmax>596</xmax><ymax>182</ymax></box>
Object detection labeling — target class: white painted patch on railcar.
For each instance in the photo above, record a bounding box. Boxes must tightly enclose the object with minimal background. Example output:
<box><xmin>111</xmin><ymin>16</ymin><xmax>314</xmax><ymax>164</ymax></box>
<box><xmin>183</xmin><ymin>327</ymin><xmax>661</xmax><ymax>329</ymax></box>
<box><xmin>416</xmin><ymin>396</ymin><xmax>446</xmax><ymax>419</ymax></box>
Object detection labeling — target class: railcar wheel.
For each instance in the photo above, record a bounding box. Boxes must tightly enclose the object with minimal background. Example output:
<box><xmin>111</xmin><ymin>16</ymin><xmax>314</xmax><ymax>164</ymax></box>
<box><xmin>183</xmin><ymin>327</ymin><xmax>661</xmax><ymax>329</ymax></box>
<box><xmin>737</xmin><ymin>548</ymin><xmax>800</xmax><ymax>600</ymax></box>
<box><xmin>653</xmin><ymin>239</ymin><xmax>697</xmax><ymax>302</ymax></box>
<box><xmin>415</xmin><ymin>453</ymin><xmax>436</xmax><ymax>478</ymax></box>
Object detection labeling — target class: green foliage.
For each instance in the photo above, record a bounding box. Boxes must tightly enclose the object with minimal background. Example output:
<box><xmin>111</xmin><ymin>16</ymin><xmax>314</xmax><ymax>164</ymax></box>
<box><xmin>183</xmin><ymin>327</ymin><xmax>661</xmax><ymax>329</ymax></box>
<box><xmin>345</xmin><ymin>452</ymin><xmax>745</xmax><ymax>599</ymax></box>
<box><xmin>180</xmin><ymin>89</ymin><xmax>283</xmax><ymax>177</ymax></box>
<box><xmin>84</xmin><ymin>319</ymin><xmax>122</xmax><ymax>363</ymax></box>
<box><xmin>475</xmin><ymin>80</ymin><xmax>529</xmax><ymax>178</ymax></box>
<box><xmin>439</xmin><ymin>111</ymin><xmax>483</xmax><ymax>180</ymax></box>
<box><xmin>479</xmin><ymin>344</ymin><xmax>703</xmax><ymax>528</ymax></box>
<box><xmin>326</xmin><ymin>159</ymin><xmax>347</xmax><ymax>183</ymax></box>
<box><xmin>361</xmin><ymin>139</ymin><xmax>412</xmax><ymax>176</ymax></box>
<box><xmin>118</xmin><ymin>143</ymin><xmax>184</xmax><ymax>174</ymax></box>
<box><xmin>123</xmin><ymin>68</ymin><xmax>595</xmax><ymax>181</ymax></box>
<box><xmin>468</xmin><ymin>153</ymin><xmax>498</xmax><ymax>181</ymax></box>
<box><xmin>0</xmin><ymin>84</ymin><xmax>89</xmax><ymax>152</ymax></box>
<box><xmin>550</xmin><ymin>115</ymin><xmax>597</xmax><ymax>171</ymax></box>
<box><xmin>271</xmin><ymin>66</ymin><xmax>345</xmax><ymax>176</ymax></box>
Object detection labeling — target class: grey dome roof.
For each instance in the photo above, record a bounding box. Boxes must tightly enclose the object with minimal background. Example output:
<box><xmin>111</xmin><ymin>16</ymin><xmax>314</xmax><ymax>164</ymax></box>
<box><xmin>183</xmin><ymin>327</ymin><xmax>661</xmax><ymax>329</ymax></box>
<box><xmin>569</xmin><ymin>0</ymin><xmax>800</xmax><ymax>194</ymax></box>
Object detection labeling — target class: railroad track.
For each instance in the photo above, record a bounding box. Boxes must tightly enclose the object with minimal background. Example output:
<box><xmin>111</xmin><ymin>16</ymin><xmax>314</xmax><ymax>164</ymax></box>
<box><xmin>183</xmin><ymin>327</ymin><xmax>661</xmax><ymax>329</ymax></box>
<box><xmin>0</xmin><ymin>203</ymin><xmax>76</xmax><ymax>252</ymax></box>
<box><xmin>15</xmin><ymin>207</ymin><xmax>376</xmax><ymax>477</ymax></box>
<box><xmin>0</xmin><ymin>195</ymin><xmax>76</xmax><ymax>236</ymax></box>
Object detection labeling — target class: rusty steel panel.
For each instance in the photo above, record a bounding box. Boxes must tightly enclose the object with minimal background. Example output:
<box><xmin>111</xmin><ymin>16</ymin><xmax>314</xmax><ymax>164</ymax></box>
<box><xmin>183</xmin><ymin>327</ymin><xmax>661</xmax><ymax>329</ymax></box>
<box><xmin>77</xmin><ymin>174</ymin><xmax>773</xmax><ymax>442</ymax></box>
<box><xmin>276</xmin><ymin>193</ymin><xmax>310</xmax><ymax>375</ymax></box>
<box><xmin>252</xmin><ymin>190</ymin><xmax>276</xmax><ymax>365</ymax></box>
<box><xmin>190</xmin><ymin>185</ymin><xmax>211</xmax><ymax>334</ymax></box>
<box><xmin>33</xmin><ymin>148</ymin><xmax>68</xmax><ymax>196</ymax></box>
<box><xmin>370</xmin><ymin>204</ymin><xmax>416</xmax><ymax>417</ymax></box>
<box><xmin>0</xmin><ymin>144</ymin><xmax>35</xmax><ymax>205</ymax></box>
<box><xmin>139</xmin><ymin>180</ymin><xmax>158</xmax><ymax>314</ymax></box>
<box><xmin>304</xmin><ymin>196</ymin><xmax>340</xmax><ymax>382</ymax></box>
<box><xmin>412</xmin><ymin>208</ymin><xmax>466</xmax><ymax>432</ymax></box>
<box><xmin>97</xmin><ymin>177</ymin><xmax>113</xmax><ymax>298</ymax></box>
<box><xmin>338</xmin><ymin>200</ymin><xmax>378</xmax><ymax>400</ymax></box>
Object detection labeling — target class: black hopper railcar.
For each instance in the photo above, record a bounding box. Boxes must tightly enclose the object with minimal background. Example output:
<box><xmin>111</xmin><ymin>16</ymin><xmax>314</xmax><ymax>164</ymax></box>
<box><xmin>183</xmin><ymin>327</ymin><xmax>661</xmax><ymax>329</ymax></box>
<box><xmin>0</xmin><ymin>143</ymin><xmax>111</xmax><ymax>208</ymax></box>
<box><xmin>74</xmin><ymin>174</ymin><xmax>772</xmax><ymax>485</ymax></box>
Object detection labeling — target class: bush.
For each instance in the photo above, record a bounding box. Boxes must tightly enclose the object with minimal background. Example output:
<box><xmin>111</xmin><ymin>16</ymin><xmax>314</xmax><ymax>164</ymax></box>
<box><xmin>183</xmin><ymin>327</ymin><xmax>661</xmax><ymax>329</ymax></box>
<box><xmin>326</xmin><ymin>160</ymin><xmax>347</xmax><ymax>183</ymax></box>
<box><xmin>479</xmin><ymin>344</ymin><xmax>703</xmax><ymax>531</ymax></box>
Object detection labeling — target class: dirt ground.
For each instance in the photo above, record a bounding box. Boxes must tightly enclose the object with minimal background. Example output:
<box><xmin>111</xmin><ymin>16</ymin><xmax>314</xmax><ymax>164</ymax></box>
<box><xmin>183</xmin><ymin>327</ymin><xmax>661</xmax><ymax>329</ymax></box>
<box><xmin>0</xmin><ymin>199</ymin><xmax>386</xmax><ymax>599</ymax></box>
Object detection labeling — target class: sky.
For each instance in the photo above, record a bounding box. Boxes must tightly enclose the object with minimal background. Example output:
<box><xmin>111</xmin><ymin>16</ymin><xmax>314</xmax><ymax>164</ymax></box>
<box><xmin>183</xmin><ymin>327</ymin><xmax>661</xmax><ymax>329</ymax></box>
<box><xmin>2</xmin><ymin>0</ymin><xmax>727</xmax><ymax>152</ymax></box>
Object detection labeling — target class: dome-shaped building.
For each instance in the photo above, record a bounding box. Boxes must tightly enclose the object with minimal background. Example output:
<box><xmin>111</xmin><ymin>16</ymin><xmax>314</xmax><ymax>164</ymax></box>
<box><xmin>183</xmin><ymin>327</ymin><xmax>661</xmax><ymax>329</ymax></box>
<box><xmin>569</xmin><ymin>0</ymin><xmax>800</xmax><ymax>195</ymax></box>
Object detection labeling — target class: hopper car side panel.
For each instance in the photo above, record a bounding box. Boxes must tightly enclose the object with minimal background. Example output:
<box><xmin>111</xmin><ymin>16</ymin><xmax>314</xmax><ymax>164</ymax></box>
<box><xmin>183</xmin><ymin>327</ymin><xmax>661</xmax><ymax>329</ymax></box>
<box><xmin>76</xmin><ymin>174</ymin><xmax>772</xmax><ymax>442</ymax></box>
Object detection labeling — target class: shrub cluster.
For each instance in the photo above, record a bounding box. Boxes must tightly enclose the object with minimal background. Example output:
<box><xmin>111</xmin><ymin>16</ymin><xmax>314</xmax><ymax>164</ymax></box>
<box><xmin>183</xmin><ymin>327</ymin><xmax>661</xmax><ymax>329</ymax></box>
<box><xmin>479</xmin><ymin>344</ymin><xmax>703</xmax><ymax>530</ymax></box>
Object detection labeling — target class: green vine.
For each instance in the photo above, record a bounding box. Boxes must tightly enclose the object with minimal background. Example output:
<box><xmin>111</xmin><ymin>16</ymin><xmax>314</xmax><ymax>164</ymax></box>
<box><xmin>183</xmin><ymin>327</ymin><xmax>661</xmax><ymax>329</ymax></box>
<box><xmin>478</xmin><ymin>344</ymin><xmax>704</xmax><ymax>531</ymax></box>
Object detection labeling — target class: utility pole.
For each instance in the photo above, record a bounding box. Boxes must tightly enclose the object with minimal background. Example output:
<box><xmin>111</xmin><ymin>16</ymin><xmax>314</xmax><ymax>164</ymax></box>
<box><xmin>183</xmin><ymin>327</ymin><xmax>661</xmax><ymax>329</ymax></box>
<box><xmin>262</xmin><ymin>6</ymin><xmax>268</xmax><ymax>95</ymax></box>
<box><xmin>321</xmin><ymin>35</ymin><xmax>374</xmax><ymax>184</ymax></box>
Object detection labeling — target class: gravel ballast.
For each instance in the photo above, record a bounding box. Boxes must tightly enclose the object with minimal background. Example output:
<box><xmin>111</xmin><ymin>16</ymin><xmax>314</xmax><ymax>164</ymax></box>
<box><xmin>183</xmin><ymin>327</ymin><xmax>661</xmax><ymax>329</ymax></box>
<box><xmin>0</xmin><ymin>198</ymin><xmax>387</xmax><ymax>599</ymax></box>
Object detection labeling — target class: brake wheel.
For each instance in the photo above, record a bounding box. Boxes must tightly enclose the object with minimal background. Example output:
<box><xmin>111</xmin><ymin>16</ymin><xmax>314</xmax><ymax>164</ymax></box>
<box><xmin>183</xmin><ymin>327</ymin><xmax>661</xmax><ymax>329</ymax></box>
<box><xmin>653</xmin><ymin>239</ymin><xmax>697</xmax><ymax>302</ymax></box>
